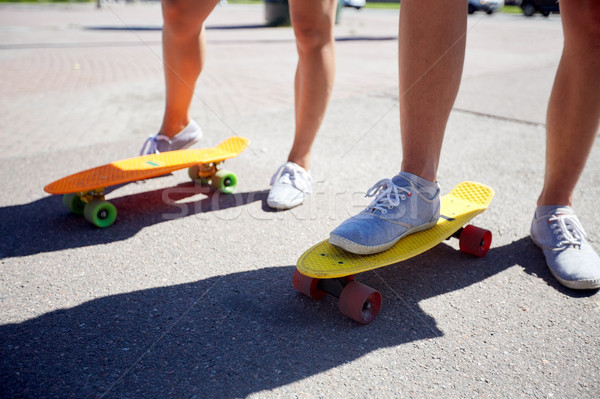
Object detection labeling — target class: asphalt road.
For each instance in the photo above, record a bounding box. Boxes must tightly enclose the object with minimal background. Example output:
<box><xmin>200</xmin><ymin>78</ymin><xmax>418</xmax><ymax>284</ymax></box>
<box><xmin>1</xmin><ymin>3</ymin><xmax>599</xmax><ymax>398</ymax></box>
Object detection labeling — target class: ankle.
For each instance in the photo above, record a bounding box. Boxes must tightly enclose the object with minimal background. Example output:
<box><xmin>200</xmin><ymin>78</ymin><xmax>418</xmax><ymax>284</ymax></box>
<box><xmin>400</xmin><ymin>163</ymin><xmax>437</xmax><ymax>183</ymax></box>
<box><xmin>160</xmin><ymin>119</ymin><xmax>191</xmax><ymax>138</ymax></box>
<box><xmin>536</xmin><ymin>191</ymin><xmax>573</xmax><ymax>208</ymax></box>
<box><xmin>287</xmin><ymin>156</ymin><xmax>310</xmax><ymax>171</ymax></box>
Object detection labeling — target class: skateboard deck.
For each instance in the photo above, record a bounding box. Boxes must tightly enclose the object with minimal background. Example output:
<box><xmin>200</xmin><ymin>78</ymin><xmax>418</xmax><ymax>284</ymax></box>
<box><xmin>45</xmin><ymin>136</ymin><xmax>249</xmax><ymax>227</ymax></box>
<box><xmin>294</xmin><ymin>181</ymin><xmax>494</xmax><ymax>325</ymax></box>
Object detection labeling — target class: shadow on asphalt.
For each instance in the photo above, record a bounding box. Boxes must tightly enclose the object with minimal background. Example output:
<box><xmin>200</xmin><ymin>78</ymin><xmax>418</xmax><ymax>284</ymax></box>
<box><xmin>84</xmin><ymin>24</ymin><xmax>397</xmax><ymax>41</ymax></box>
<box><xmin>0</xmin><ymin>182</ymin><xmax>269</xmax><ymax>259</ymax></box>
<box><xmin>1</xmin><ymin>236</ymin><xmax>591</xmax><ymax>397</ymax></box>
<box><xmin>85</xmin><ymin>25</ymin><xmax>163</xmax><ymax>31</ymax></box>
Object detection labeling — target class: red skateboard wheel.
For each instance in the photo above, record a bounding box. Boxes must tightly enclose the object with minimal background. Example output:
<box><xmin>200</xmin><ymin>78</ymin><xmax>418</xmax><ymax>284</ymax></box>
<box><xmin>459</xmin><ymin>225</ymin><xmax>492</xmax><ymax>257</ymax></box>
<box><xmin>338</xmin><ymin>281</ymin><xmax>381</xmax><ymax>325</ymax></box>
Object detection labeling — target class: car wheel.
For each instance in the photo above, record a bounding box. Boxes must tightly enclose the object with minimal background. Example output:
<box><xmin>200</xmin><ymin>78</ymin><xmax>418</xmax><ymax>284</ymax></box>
<box><xmin>522</xmin><ymin>4</ymin><xmax>536</xmax><ymax>16</ymax></box>
<box><xmin>468</xmin><ymin>4</ymin><xmax>476</xmax><ymax>14</ymax></box>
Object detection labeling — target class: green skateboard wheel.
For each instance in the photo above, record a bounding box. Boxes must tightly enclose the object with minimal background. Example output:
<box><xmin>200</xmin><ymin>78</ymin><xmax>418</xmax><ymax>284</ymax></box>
<box><xmin>62</xmin><ymin>193</ymin><xmax>85</xmax><ymax>215</ymax></box>
<box><xmin>83</xmin><ymin>199</ymin><xmax>117</xmax><ymax>228</ymax></box>
<box><xmin>211</xmin><ymin>170</ymin><xmax>238</xmax><ymax>194</ymax></box>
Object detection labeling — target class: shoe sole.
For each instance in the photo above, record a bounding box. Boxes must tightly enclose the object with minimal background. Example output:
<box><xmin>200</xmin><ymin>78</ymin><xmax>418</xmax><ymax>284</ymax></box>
<box><xmin>266</xmin><ymin>188</ymin><xmax>308</xmax><ymax>210</ymax></box>
<box><xmin>329</xmin><ymin>220</ymin><xmax>438</xmax><ymax>256</ymax></box>
<box><xmin>548</xmin><ymin>269</ymin><xmax>600</xmax><ymax>290</ymax></box>
<box><xmin>266</xmin><ymin>198</ymin><xmax>303</xmax><ymax>210</ymax></box>
<box><xmin>530</xmin><ymin>235</ymin><xmax>600</xmax><ymax>290</ymax></box>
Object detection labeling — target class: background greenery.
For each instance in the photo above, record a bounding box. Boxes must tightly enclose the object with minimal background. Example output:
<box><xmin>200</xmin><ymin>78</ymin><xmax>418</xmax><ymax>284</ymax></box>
<box><xmin>0</xmin><ymin>0</ymin><xmax>522</xmax><ymax>13</ymax></box>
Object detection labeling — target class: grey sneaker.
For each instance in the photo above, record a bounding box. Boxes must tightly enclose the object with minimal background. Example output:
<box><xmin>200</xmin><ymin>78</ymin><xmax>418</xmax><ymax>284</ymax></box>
<box><xmin>139</xmin><ymin>120</ymin><xmax>202</xmax><ymax>155</ymax></box>
<box><xmin>329</xmin><ymin>172</ymin><xmax>440</xmax><ymax>255</ymax></box>
<box><xmin>531</xmin><ymin>205</ymin><xmax>600</xmax><ymax>290</ymax></box>
<box><xmin>267</xmin><ymin>162</ymin><xmax>312</xmax><ymax>210</ymax></box>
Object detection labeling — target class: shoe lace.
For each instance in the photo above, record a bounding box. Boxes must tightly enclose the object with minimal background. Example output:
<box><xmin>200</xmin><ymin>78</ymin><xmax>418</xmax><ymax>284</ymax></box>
<box><xmin>548</xmin><ymin>213</ymin><xmax>587</xmax><ymax>248</ymax></box>
<box><xmin>365</xmin><ymin>179</ymin><xmax>411</xmax><ymax>214</ymax></box>
<box><xmin>139</xmin><ymin>134</ymin><xmax>171</xmax><ymax>156</ymax></box>
<box><xmin>270</xmin><ymin>163</ymin><xmax>312</xmax><ymax>193</ymax></box>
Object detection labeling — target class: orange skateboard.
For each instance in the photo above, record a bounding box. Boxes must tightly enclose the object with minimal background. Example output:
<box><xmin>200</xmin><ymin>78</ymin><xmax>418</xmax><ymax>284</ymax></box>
<box><xmin>294</xmin><ymin>181</ymin><xmax>494</xmax><ymax>325</ymax></box>
<box><xmin>45</xmin><ymin>136</ymin><xmax>249</xmax><ymax>227</ymax></box>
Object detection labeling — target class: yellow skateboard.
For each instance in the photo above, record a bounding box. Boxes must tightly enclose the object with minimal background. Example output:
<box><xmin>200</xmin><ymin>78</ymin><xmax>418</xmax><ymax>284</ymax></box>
<box><xmin>294</xmin><ymin>181</ymin><xmax>494</xmax><ymax>325</ymax></box>
<box><xmin>44</xmin><ymin>136</ymin><xmax>249</xmax><ymax>228</ymax></box>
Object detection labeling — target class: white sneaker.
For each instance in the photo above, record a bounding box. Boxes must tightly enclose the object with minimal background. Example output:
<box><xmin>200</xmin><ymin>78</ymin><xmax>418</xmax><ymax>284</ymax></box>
<box><xmin>531</xmin><ymin>205</ymin><xmax>600</xmax><ymax>290</ymax></box>
<box><xmin>139</xmin><ymin>120</ymin><xmax>202</xmax><ymax>155</ymax></box>
<box><xmin>267</xmin><ymin>162</ymin><xmax>312</xmax><ymax>210</ymax></box>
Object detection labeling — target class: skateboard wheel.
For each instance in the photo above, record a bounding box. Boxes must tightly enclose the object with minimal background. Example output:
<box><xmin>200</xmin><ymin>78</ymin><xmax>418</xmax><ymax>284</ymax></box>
<box><xmin>338</xmin><ymin>281</ymin><xmax>381</xmax><ymax>325</ymax></box>
<box><xmin>62</xmin><ymin>193</ymin><xmax>85</xmax><ymax>215</ymax></box>
<box><xmin>84</xmin><ymin>199</ymin><xmax>117</xmax><ymax>228</ymax></box>
<box><xmin>459</xmin><ymin>225</ymin><xmax>492</xmax><ymax>258</ymax></box>
<box><xmin>293</xmin><ymin>269</ymin><xmax>326</xmax><ymax>300</ymax></box>
<box><xmin>212</xmin><ymin>170</ymin><xmax>238</xmax><ymax>194</ymax></box>
<box><xmin>188</xmin><ymin>165</ymin><xmax>201</xmax><ymax>180</ymax></box>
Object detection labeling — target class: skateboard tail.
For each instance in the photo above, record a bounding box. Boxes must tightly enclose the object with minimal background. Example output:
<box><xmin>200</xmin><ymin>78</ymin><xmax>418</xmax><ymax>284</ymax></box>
<box><xmin>215</xmin><ymin>136</ymin><xmax>249</xmax><ymax>154</ymax></box>
<box><xmin>453</xmin><ymin>181</ymin><xmax>494</xmax><ymax>208</ymax></box>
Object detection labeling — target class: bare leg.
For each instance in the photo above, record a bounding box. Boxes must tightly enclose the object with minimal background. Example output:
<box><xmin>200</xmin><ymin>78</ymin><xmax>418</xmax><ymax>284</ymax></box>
<box><xmin>266</xmin><ymin>0</ymin><xmax>336</xmax><ymax>210</ymax></box>
<box><xmin>160</xmin><ymin>0</ymin><xmax>219</xmax><ymax>137</ymax></box>
<box><xmin>399</xmin><ymin>0</ymin><xmax>467</xmax><ymax>182</ymax></box>
<box><xmin>287</xmin><ymin>0</ymin><xmax>337</xmax><ymax>170</ymax></box>
<box><xmin>537</xmin><ymin>0</ymin><xmax>600</xmax><ymax>207</ymax></box>
<box><xmin>530</xmin><ymin>0</ymin><xmax>600</xmax><ymax>290</ymax></box>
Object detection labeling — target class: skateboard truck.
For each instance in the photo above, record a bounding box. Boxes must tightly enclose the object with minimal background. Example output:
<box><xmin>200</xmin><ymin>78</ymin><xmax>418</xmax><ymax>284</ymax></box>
<box><xmin>293</xmin><ymin>271</ymin><xmax>382</xmax><ymax>325</ymax></box>
<box><xmin>194</xmin><ymin>162</ymin><xmax>219</xmax><ymax>178</ymax></box>
<box><xmin>188</xmin><ymin>161</ymin><xmax>238</xmax><ymax>194</ymax></box>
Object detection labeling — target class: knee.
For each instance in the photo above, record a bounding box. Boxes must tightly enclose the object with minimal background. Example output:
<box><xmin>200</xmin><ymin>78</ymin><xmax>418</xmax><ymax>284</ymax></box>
<box><xmin>293</xmin><ymin>18</ymin><xmax>334</xmax><ymax>54</ymax></box>
<box><xmin>564</xmin><ymin>1</ymin><xmax>600</xmax><ymax>51</ymax></box>
<box><xmin>162</xmin><ymin>0</ymin><xmax>203</xmax><ymax>37</ymax></box>
<box><xmin>162</xmin><ymin>0</ymin><xmax>186</xmax><ymax>24</ymax></box>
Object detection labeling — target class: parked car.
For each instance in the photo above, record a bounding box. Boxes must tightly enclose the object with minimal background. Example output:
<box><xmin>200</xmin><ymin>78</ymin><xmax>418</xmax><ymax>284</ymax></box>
<box><xmin>520</xmin><ymin>0</ymin><xmax>560</xmax><ymax>16</ymax></box>
<box><xmin>343</xmin><ymin>0</ymin><xmax>366</xmax><ymax>9</ymax></box>
<box><xmin>468</xmin><ymin>0</ymin><xmax>505</xmax><ymax>14</ymax></box>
